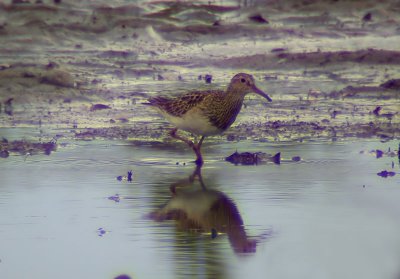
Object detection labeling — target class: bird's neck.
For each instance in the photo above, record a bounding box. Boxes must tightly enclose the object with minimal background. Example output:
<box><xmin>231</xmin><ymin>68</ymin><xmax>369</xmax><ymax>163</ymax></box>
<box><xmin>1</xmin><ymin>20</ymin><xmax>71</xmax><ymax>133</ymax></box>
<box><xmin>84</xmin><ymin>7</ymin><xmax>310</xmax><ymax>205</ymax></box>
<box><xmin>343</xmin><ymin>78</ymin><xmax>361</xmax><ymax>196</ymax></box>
<box><xmin>212</xmin><ymin>89</ymin><xmax>246</xmax><ymax>131</ymax></box>
<box><xmin>225</xmin><ymin>86</ymin><xmax>247</xmax><ymax>103</ymax></box>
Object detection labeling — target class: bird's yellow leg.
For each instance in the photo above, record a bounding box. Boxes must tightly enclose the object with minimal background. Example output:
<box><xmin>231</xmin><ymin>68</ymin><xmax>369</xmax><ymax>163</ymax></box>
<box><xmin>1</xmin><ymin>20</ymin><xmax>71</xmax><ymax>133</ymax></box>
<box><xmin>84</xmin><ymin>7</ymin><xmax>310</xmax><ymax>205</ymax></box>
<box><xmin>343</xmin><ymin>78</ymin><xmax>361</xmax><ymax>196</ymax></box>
<box><xmin>169</xmin><ymin>128</ymin><xmax>204</xmax><ymax>166</ymax></box>
<box><xmin>193</xmin><ymin>146</ymin><xmax>204</xmax><ymax>166</ymax></box>
<box><xmin>197</xmin><ymin>136</ymin><xmax>205</xmax><ymax>149</ymax></box>
<box><xmin>169</xmin><ymin>128</ymin><xmax>194</xmax><ymax>148</ymax></box>
<box><xmin>193</xmin><ymin>136</ymin><xmax>205</xmax><ymax>166</ymax></box>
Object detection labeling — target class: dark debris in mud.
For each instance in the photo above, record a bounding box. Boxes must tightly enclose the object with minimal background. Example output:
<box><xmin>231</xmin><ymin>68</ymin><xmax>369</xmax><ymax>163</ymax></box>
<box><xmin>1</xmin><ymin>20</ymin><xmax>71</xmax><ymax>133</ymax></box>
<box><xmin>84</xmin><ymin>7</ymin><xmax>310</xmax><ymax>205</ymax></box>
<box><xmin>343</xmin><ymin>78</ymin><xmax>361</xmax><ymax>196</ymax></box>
<box><xmin>359</xmin><ymin>143</ymin><xmax>399</xmax><ymax>179</ymax></box>
<box><xmin>0</xmin><ymin>64</ymin><xmax>78</xmax><ymax>91</ymax></box>
<box><xmin>210</xmin><ymin>49</ymin><xmax>400</xmax><ymax>70</ymax></box>
<box><xmin>226</xmin><ymin>151</ymin><xmax>281</xmax><ymax>165</ymax></box>
<box><xmin>116</xmin><ymin>170</ymin><xmax>133</xmax><ymax>182</ymax></box>
<box><xmin>329</xmin><ymin>82</ymin><xmax>400</xmax><ymax>99</ymax></box>
<box><xmin>292</xmin><ymin>156</ymin><xmax>301</xmax><ymax>162</ymax></box>
<box><xmin>74</xmin><ymin>126</ymin><xmax>166</xmax><ymax>141</ymax></box>
<box><xmin>233</xmin><ymin>120</ymin><xmax>398</xmax><ymax>143</ymax></box>
<box><xmin>108</xmin><ymin>194</ymin><xmax>121</xmax><ymax>203</ymax></box>
<box><xmin>0</xmin><ymin>149</ymin><xmax>9</xmax><ymax>158</ymax></box>
<box><xmin>4</xmin><ymin>97</ymin><xmax>13</xmax><ymax>116</ymax></box>
<box><xmin>380</xmin><ymin>79</ymin><xmax>400</xmax><ymax>90</ymax></box>
<box><xmin>69</xmin><ymin>114</ymin><xmax>399</xmax><ymax>144</ymax></box>
<box><xmin>39</xmin><ymin>69</ymin><xmax>75</xmax><ymax>88</ymax></box>
<box><xmin>97</xmin><ymin>227</ymin><xmax>108</xmax><ymax>237</ymax></box>
<box><xmin>377</xmin><ymin>170</ymin><xmax>396</xmax><ymax>178</ymax></box>
<box><xmin>359</xmin><ymin>148</ymin><xmax>398</xmax><ymax>158</ymax></box>
<box><xmin>0</xmin><ymin>138</ymin><xmax>57</xmax><ymax>157</ymax></box>
<box><xmin>90</xmin><ymin>103</ymin><xmax>111</xmax><ymax>111</ymax></box>
<box><xmin>248</xmin><ymin>14</ymin><xmax>269</xmax><ymax>24</ymax></box>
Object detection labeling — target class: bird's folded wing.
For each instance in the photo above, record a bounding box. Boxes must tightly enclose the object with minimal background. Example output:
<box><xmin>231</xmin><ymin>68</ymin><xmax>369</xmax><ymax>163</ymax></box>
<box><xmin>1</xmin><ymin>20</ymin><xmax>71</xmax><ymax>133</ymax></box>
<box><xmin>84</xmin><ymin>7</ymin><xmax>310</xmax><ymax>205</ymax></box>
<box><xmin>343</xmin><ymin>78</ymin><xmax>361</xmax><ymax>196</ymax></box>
<box><xmin>147</xmin><ymin>90</ymin><xmax>222</xmax><ymax>117</ymax></box>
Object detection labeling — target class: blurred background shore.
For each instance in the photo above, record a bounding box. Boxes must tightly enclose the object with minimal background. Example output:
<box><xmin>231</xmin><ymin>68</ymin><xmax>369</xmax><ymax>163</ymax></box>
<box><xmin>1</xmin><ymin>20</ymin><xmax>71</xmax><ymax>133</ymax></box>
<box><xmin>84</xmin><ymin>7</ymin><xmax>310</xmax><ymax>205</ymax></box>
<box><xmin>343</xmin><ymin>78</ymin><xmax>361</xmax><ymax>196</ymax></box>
<box><xmin>0</xmin><ymin>0</ymin><xmax>399</xmax><ymax>147</ymax></box>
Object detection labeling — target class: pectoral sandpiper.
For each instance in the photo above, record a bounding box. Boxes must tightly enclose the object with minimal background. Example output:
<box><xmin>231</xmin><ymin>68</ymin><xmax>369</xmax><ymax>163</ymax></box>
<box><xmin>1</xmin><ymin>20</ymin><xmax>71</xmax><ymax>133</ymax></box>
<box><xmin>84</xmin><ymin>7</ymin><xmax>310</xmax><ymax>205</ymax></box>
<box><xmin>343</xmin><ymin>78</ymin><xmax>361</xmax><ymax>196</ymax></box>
<box><xmin>146</xmin><ymin>73</ymin><xmax>272</xmax><ymax>165</ymax></box>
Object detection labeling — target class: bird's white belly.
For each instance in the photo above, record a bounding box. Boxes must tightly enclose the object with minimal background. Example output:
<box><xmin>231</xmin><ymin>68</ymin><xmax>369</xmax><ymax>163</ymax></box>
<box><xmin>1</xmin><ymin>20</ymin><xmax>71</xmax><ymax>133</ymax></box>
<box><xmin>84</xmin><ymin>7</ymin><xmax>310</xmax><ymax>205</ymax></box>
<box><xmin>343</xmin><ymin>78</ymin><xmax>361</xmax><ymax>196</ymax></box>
<box><xmin>160</xmin><ymin>109</ymin><xmax>221</xmax><ymax>136</ymax></box>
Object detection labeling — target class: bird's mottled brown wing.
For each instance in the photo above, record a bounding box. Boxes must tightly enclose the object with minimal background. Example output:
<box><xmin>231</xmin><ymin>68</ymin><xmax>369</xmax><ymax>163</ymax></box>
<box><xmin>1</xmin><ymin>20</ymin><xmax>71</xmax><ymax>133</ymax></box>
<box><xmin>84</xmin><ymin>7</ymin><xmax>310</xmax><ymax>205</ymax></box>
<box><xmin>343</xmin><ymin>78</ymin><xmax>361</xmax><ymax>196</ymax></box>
<box><xmin>147</xmin><ymin>90</ymin><xmax>223</xmax><ymax>117</ymax></box>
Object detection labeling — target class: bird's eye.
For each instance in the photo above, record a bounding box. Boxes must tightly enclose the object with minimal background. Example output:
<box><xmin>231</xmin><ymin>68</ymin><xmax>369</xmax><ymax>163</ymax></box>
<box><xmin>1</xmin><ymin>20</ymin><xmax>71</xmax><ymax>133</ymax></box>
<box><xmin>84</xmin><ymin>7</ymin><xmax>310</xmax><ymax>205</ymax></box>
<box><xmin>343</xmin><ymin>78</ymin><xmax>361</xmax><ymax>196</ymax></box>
<box><xmin>240</xmin><ymin>78</ymin><xmax>246</xmax><ymax>83</ymax></box>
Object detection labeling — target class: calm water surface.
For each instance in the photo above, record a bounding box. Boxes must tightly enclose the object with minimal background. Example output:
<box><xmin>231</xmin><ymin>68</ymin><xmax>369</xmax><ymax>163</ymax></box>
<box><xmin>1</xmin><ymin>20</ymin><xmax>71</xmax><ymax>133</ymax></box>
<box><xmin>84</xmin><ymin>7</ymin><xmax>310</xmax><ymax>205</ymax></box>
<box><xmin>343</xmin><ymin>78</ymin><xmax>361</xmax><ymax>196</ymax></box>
<box><xmin>0</xmin><ymin>137</ymin><xmax>399</xmax><ymax>279</ymax></box>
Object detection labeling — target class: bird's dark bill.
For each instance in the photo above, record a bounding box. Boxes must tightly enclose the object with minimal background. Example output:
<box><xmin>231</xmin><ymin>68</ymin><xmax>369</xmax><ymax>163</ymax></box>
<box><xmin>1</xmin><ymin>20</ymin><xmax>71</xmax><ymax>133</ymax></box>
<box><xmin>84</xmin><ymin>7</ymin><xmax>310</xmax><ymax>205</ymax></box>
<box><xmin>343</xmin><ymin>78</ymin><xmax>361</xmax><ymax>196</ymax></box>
<box><xmin>252</xmin><ymin>86</ymin><xmax>272</xmax><ymax>102</ymax></box>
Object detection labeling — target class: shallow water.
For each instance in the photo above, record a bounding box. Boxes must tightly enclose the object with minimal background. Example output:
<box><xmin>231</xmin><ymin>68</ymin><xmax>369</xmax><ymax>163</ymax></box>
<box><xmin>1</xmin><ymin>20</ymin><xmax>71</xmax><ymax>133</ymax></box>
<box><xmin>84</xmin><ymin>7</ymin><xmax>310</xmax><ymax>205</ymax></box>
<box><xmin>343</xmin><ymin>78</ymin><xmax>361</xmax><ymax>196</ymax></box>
<box><xmin>0</xmin><ymin>133</ymin><xmax>399</xmax><ymax>279</ymax></box>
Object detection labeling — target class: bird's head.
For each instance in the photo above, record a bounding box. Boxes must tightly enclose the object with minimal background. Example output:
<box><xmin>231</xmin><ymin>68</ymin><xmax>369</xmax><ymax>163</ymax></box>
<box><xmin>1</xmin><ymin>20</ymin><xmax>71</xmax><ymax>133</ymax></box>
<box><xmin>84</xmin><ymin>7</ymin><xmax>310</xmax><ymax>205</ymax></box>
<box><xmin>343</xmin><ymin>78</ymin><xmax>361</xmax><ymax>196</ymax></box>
<box><xmin>229</xmin><ymin>73</ymin><xmax>272</xmax><ymax>102</ymax></box>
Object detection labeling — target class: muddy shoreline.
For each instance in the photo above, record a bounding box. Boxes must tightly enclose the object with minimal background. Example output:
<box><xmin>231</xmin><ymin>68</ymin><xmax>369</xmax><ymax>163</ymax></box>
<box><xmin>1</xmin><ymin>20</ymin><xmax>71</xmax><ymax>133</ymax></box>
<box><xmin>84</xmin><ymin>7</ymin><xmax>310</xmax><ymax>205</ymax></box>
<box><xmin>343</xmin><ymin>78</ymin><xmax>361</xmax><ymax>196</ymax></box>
<box><xmin>1</xmin><ymin>0</ymin><xmax>400</xmax><ymax>156</ymax></box>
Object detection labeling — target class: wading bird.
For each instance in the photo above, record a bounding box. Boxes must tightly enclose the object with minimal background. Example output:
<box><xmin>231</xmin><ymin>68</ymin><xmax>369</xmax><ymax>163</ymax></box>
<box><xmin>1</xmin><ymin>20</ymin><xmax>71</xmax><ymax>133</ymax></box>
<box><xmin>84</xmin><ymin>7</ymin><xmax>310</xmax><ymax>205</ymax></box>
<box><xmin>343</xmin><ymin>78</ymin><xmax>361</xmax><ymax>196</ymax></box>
<box><xmin>146</xmin><ymin>73</ymin><xmax>272</xmax><ymax>165</ymax></box>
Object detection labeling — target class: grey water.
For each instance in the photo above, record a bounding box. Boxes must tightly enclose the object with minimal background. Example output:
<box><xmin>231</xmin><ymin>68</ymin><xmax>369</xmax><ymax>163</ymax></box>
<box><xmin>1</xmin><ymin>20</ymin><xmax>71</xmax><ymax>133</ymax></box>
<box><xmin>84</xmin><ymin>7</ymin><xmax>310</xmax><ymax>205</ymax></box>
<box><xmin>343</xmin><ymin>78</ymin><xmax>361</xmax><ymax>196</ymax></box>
<box><xmin>0</xmin><ymin>135</ymin><xmax>399</xmax><ymax>279</ymax></box>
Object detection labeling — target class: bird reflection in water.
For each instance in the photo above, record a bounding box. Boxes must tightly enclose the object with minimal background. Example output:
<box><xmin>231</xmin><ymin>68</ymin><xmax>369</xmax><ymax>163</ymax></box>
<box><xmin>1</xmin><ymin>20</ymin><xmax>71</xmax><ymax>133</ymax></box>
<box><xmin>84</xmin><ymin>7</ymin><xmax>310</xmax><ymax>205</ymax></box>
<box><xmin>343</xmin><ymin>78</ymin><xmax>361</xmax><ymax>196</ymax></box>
<box><xmin>149</xmin><ymin>165</ymin><xmax>265</xmax><ymax>254</ymax></box>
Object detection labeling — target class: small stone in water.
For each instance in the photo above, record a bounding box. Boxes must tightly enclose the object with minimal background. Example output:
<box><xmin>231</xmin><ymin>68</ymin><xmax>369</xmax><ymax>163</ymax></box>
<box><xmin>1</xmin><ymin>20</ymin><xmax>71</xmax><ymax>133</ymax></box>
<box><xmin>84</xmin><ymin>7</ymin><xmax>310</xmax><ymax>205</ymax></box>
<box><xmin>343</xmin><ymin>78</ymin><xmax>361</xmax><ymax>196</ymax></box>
<box><xmin>362</xmin><ymin>12</ymin><xmax>372</xmax><ymax>22</ymax></box>
<box><xmin>249</xmin><ymin>14</ymin><xmax>269</xmax><ymax>24</ymax></box>
<box><xmin>373</xmin><ymin>106</ymin><xmax>381</xmax><ymax>116</ymax></box>
<box><xmin>97</xmin><ymin>228</ymin><xmax>107</xmax><ymax>236</ymax></box>
<box><xmin>108</xmin><ymin>194</ymin><xmax>121</xmax><ymax>202</ymax></box>
<box><xmin>0</xmin><ymin>150</ymin><xmax>9</xmax><ymax>158</ymax></box>
<box><xmin>377</xmin><ymin>170</ymin><xmax>396</xmax><ymax>178</ymax></box>
<box><xmin>127</xmin><ymin>170</ymin><xmax>133</xmax><ymax>182</ymax></box>
<box><xmin>211</xmin><ymin>228</ymin><xmax>218</xmax><ymax>239</ymax></box>
<box><xmin>292</xmin><ymin>156</ymin><xmax>301</xmax><ymax>162</ymax></box>
<box><xmin>205</xmin><ymin>74</ymin><xmax>212</xmax><ymax>84</ymax></box>
<box><xmin>376</xmin><ymin>150</ymin><xmax>383</xmax><ymax>158</ymax></box>
<box><xmin>116</xmin><ymin>171</ymin><xmax>133</xmax><ymax>182</ymax></box>
<box><xmin>273</xmin><ymin>152</ymin><xmax>281</xmax><ymax>165</ymax></box>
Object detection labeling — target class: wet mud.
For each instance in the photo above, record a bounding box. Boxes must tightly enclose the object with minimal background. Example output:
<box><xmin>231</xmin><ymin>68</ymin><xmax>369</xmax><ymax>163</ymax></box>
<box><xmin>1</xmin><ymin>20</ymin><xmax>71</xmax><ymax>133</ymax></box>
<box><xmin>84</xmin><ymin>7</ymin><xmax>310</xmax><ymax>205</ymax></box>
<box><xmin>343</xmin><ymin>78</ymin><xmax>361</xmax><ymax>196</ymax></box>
<box><xmin>1</xmin><ymin>1</ymin><xmax>399</xmax><ymax>149</ymax></box>
<box><xmin>225</xmin><ymin>150</ymin><xmax>281</xmax><ymax>165</ymax></box>
<box><xmin>0</xmin><ymin>137</ymin><xmax>56</xmax><ymax>156</ymax></box>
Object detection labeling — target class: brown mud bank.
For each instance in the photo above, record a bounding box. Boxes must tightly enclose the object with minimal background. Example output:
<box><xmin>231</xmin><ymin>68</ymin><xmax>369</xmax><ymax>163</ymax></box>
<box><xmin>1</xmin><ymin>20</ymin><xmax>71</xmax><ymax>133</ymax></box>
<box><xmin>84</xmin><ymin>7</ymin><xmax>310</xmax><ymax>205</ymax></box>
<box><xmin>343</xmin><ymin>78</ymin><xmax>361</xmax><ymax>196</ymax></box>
<box><xmin>68</xmin><ymin>117</ymin><xmax>398</xmax><ymax>143</ymax></box>
<box><xmin>0</xmin><ymin>62</ymin><xmax>399</xmax><ymax>145</ymax></box>
<box><xmin>0</xmin><ymin>0</ymin><xmax>399</xmax><ymax>152</ymax></box>
<box><xmin>0</xmin><ymin>138</ymin><xmax>56</xmax><ymax>158</ymax></box>
<box><xmin>207</xmin><ymin>49</ymin><xmax>400</xmax><ymax>70</ymax></box>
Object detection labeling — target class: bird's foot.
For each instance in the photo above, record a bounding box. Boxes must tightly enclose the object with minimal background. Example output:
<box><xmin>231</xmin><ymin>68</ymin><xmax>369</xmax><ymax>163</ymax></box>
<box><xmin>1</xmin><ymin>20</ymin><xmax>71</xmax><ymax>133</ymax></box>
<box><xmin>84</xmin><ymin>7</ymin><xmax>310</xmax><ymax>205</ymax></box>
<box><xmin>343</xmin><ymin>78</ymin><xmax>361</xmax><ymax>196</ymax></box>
<box><xmin>193</xmin><ymin>146</ymin><xmax>204</xmax><ymax>166</ymax></box>
<box><xmin>194</xmin><ymin>156</ymin><xmax>204</xmax><ymax>166</ymax></box>
<box><xmin>169</xmin><ymin>128</ymin><xmax>204</xmax><ymax>165</ymax></box>
<box><xmin>169</xmin><ymin>128</ymin><xmax>178</xmax><ymax>137</ymax></box>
